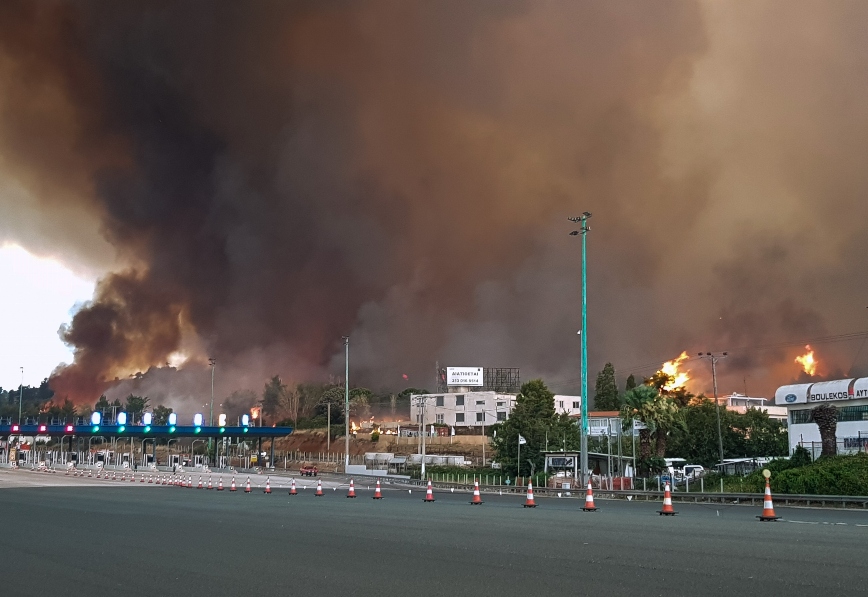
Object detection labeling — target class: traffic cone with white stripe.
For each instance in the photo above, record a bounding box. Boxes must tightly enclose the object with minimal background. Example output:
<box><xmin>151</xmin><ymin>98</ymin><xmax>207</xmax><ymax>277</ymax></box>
<box><xmin>523</xmin><ymin>481</ymin><xmax>537</xmax><ymax>508</ymax></box>
<box><xmin>315</xmin><ymin>479</ymin><xmax>324</xmax><ymax>496</ymax></box>
<box><xmin>289</xmin><ymin>478</ymin><xmax>297</xmax><ymax>495</ymax></box>
<box><xmin>207</xmin><ymin>476</ymin><xmax>213</xmax><ymax>490</ymax></box>
<box><xmin>470</xmin><ymin>479</ymin><xmax>483</xmax><ymax>505</ymax></box>
<box><xmin>757</xmin><ymin>479</ymin><xmax>781</xmax><ymax>521</ymax></box>
<box><xmin>244</xmin><ymin>477</ymin><xmax>252</xmax><ymax>493</ymax></box>
<box><xmin>230</xmin><ymin>476</ymin><xmax>237</xmax><ymax>492</ymax></box>
<box><xmin>658</xmin><ymin>481</ymin><xmax>677</xmax><ymax>516</ymax></box>
<box><xmin>372</xmin><ymin>479</ymin><xmax>383</xmax><ymax>499</ymax></box>
<box><xmin>217</xmin><ymin>477</ymin><xmax>224</xmax><ymax>491</ymax></box>
<box><xmin>148</xmin><ymin>475</ymin><xmax>153</xmax><ymax>484</ymax></box>
<box><xmin>197</xmin><ymin>476</ymin><xmax>203</xmax><ymax>489</ymax></box>
<box><xmin>139</xmin><ymin>473</ymin><xmax>144</xmax><ymax>483</ymax></box>
<box><xmin>582</xmin><ymin>481</ymin><xmax>598</xmax><ymax>511</ymax></box>
<box><xmin>188</xmin><ymin>475</ymin><xmax>193</xmax><ymax>488</ymax></box>
<box><xmin>264</xmin><ymin>477</ymin><xmax>272</xmax><ymax>494</ymax></box>
<box><xmin>346</xmin><ymin>479</ymin><xmax>357</xmax><ymax>498</ymax></box>
<box><xmin>423</xmin><ymin>480</ymin><xmax>435</xmax><ymax>502</ymax></box>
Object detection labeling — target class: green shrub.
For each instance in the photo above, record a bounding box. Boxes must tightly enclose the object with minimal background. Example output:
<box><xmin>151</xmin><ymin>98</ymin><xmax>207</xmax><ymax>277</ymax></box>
<box><xmin>371</xmin><ymin>431</ymin><xmax>380</xmax><ymax>442</ymax></box>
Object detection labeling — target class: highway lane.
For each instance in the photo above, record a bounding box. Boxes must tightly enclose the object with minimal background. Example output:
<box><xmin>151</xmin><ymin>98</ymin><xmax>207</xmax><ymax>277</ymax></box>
<box><xmin>1</xmin><ymin>477</ymin><xmax>866</xmax><ymax>596</ymax></box>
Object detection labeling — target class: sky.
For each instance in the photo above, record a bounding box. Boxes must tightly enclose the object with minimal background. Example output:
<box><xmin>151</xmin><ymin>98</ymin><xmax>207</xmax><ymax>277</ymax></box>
<box><xmin>0</xmin><ymin>244</ymin><xmax>94</xmax><ymax>389</ymax></box>
<box><xmin>0</xmin><ymin>1</ymin><xmax>867</xmax><ymax>412</ymax></box>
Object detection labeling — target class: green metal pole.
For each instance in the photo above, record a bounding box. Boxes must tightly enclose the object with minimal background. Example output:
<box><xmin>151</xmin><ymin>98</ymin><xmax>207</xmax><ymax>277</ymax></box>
<box><xmin>580</xmin><ymin>216</ymin><xmax>590</xmax><ymax>487</ymax></box>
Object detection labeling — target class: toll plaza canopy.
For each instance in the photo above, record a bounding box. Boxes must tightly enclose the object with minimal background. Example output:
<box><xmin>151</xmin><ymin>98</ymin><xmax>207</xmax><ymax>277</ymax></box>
<box><xmin>0</xmin><ymin>424</ymin><xmax>293</xmax><ymax>439</ymax></box>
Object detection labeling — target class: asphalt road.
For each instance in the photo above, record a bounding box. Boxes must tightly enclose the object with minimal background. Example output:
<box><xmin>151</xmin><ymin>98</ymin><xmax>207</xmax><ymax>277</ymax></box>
<box><xmin>2</xmin><ymin>476</ymin><xmax>867</xmax><ymax>597</ymax></box>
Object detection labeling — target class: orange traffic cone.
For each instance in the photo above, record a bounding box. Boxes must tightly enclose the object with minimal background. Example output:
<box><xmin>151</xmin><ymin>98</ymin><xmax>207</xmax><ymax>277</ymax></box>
<box><xmin>217</xmin><ymin>477</ymin><xmax>224</xmax><ymax>491</ymax></box>
<box><xmin>148</xmin><ymin>475</ymin><xmax>153</xmax><ymax>484</ymax></box>
<box><xmin>112</xmin><ymin>471</ymin><xmax>117</xmax><ymax>481</ymax></box>
<box><xmin>523</xmin><ymin>481</ymin><xmax>537</xmax><ymax>508</ymax></box>
<box><xmin>188</xmin><ymin>475</ymin><xmax>193</xmax><ymax>488</ymax></box>
<box><xmin>658</xmin><ymin>482</ymin><xmax>677</xmax><ymax>516</ymax></box>
<box><xmin>230</xmin><ymin>476</ymin><xmax>237</xmax><ymax>492</ymax></box>
<box><xmin>207</xmin><ymin>476</ymin><xmax>213</xmax><ymax>490</ymax></box>
<box><xmin>244</xmin><ymin>477</ymin><xmax>252</xmax><ymax>493</ymax></box>
<box><xmin>264</xmin><ymin>477</ymin><xmax>272</xmax><ymax>494</ymax></box>
<box><xmin>88</xmin><ymin>470</ymin><xmax>93</xmax><ymax>478</ymax></box>
<box><xmin>289</xmin><ymin>478</ymin><xmax>297</xmax><ymax>495</ymax></box>
<box><xmin>372</xmin><ymin>479</ymin><xmax>384</xmax><ymax>499</ymax></box>
<box><xmin>582</xmin><ymin>481</ymin><xmax>598</xmax><ymax>511</ymax></box>
<box><xmin>197</xmin><ymin>476</ymin><xmax>203</xmax><ymax>489</ymax></box>
<box><xmin>139</xmin><ymin>474</ymin><xmax>144</xmax><ymax>483</ymax></box>
<box><xmin>423</xmin><ymin>480</ymin><xmax>435</xmax><ymax>502</ymax></box>
<box><xmin>470</xmin><ymin>479</ymin><xmax>484</xmax><ymax>505</ymax></box>
<box><xmin>346</xmin><ymin>479</ymin><xmax>357</xmax><ymax>498</ymax></box>
<box><xmin>757</xmin><ymin>479</ymin><xmax>781</xmax><ymax>521</ymax></box>
<box><xmin>315</xmin><ymin>479</ymin><xmax>324</xmax><ymax>496</ymax></box>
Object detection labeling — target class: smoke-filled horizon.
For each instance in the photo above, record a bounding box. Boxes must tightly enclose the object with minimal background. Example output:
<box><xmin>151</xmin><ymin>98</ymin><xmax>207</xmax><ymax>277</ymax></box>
<box><xmin>1</xmin><ymin>1</ymin><xmax>867</xmax><ymax>413</ymax></box>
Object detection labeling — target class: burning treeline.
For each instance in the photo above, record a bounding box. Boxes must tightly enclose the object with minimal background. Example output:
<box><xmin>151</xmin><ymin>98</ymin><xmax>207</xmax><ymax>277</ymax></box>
<box><xmin>0</xmin><ymin>3</ymin><xmax>867</xmax><ymax>403</ymax></box>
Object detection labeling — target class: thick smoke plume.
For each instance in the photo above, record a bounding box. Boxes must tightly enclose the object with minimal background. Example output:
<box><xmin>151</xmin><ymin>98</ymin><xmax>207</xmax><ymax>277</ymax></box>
<box><xmin>0</xmin><ymin>1</ymin><xmax>867</xmax><ymax>410</ymax></box>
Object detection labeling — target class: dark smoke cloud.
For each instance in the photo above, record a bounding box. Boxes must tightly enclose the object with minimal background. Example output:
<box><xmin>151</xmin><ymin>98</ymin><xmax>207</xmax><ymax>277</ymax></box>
<box><xmin>0</xmin><ymin>1</ymin><xmax>866</xmax><ymax>408</ymax></box>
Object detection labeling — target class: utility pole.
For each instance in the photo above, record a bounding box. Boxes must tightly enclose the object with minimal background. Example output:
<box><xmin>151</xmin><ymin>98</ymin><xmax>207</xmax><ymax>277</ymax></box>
<box><xmin>569</xmin><ymin>212</ymin><xmax>592</xmax><ymax>486</ymax></box>
<box><xmin>327</xmin><ymin>402</ymin><xmax>330</xmax><ymax>451</ymax></box>
<box><xmin>698</xmin><ymin>352</ymin><xmax>728</xmax><ymax>470</ymax></box>
<box><xmin>343</xmin><ymin>336</ymin><xmax>350</xmax><ymax>470</ymax></box>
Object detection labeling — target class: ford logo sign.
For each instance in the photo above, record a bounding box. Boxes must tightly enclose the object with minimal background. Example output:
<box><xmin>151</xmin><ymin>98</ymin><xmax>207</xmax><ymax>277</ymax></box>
<box><xmin>785</xmin><ymin>394</ymin><xmax>797</xmax><ymax>403</ymax></box>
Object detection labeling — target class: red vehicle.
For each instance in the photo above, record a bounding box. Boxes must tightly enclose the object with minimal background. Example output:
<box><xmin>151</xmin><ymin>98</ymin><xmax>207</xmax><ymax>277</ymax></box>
<box><xmin>299</xmin><ymin>465</ymin><xmax>318</xmax><ymax>477</ymax></box>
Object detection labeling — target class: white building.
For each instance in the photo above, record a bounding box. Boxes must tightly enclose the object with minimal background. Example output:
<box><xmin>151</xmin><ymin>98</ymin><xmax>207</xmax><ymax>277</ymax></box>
<box><xmin>775</xmin><ymin>378</ymin><xmax>868</xmax><ymax>455</ymax></box>
<box><xmin>717</xmin><ymin>393</ymin><xmax>788</xmax><ymax>422</ymax></box>
<box><xmin>409</xmin><ymin>392</ymin><xmax>581</xmax><ymax>429</ymax></box>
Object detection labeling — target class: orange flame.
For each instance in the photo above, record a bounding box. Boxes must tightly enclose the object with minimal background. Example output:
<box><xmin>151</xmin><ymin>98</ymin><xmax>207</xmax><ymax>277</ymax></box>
<box><xmin>350</xmin><ymin>421</ymin><xmax>359</xmax><ymax>433</ymax></box>
<box><xmin>250</xmin><ymin>407</ymin><xmax>261</xmax><ymax>419</ymax></box>
<box><xmin>795</xmin><ymin>345</ymin><xmax>817</xmax><ymax>376</ymax></box>
<box><xmin>660</xmin><ymin>351</ymin><xmax>691</xmax><ymax>392</ymax></box>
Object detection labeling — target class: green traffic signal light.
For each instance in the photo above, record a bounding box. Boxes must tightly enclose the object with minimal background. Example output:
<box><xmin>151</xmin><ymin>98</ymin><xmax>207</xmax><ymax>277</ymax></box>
<box><xmin>169</xmin><ymin>426</ymin><xmax>176</xmax><ymax>433</ymax></box>
<box><xmin>195</xmin><ymin>427</ymin><xmax>201</xmax><ymax>434</ymax></box>
<box><xmin>144</xmin><ymin>425</ymin><xmax>151</xmax><ymax>433</ymax></box>
<box><xmin>118</xmin><ymin>425</ymin><xmax>125</xmax><ymax>433</ymax></box>
<box><xmin>92</xmin><ymin>425</ymin><xmax>99</xmax><ymax>433</ymax></box>
<box><xmin>219</xmin><ymin>427</ymin><xmax>225</xmax><ymax>433</ymax></box>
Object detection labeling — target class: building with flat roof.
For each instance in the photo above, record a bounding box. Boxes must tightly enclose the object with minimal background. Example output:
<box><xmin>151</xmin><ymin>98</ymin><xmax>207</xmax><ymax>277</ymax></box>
<box><xmin>409</xmin><ymin>392</ymin><xmax>581</xmax><ymax>429</ymax></box>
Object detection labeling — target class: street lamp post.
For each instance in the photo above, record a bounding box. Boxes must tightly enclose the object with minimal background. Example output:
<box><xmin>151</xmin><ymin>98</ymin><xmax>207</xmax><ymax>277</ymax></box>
<box><xmin>698</xmin><ymin>352</ymin><xmax>728</xmax><ymax>470</ymax></box>
<box><xmin>343</xmin><ymin>336</ymin><xmax>349</xmax><ymax>470</ymax></box>
<box><xmin>569</xmin><ymin>212</ymin><xmax>592</xmax><ymax>486</ymax></box>
<box><xmin>18</xmin><ymin>366</ymin><xmax>23</xmax><ymax>424</ymax></box>
<box><xmin>208</xmin><ymin>358</ymin><xmax>216</xmax><ymax>460</ymax></box>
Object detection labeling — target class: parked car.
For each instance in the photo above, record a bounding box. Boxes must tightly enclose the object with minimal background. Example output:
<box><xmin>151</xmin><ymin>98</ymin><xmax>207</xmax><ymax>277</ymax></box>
<box><xmin>299</xmin><ymin>465</ymin><xmax>318</xmax><ymax>476</ymax></box>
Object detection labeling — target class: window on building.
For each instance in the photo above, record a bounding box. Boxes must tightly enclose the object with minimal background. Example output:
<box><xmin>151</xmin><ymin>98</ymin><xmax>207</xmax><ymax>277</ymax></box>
<box><xmin>497</xmin><ymin>401</ymin><xmax>504</xmax><ymax>407</ymax></box>
<box><xmin>456</xmin><ymin>413</ymin><xmax>465</xmax><ymax>423</ymax></box>
<box><xmin>790</xmin><ymin>409</ymin><xmax>812</xmax><ymax>425</ymax></box>
<box><xmin>435</xmin><ymin>395</ymin><xmax>444</xmax><ymax>407</ymax></box>
<box><xmin>476</xmin><ymin>400</ymin><xmax>485</xmax><ymax>405</ymax></box>
<box><xmin>416</xmin><ymin>414</ymin><xmax>422</xmax><ymax>423</ymax></box>
<box><xmin>476</xmin><ymin>412</ymin><xmax>484</xmax><ymax>422</ymax></box>
<box><xmin>497</xmin><ymin>412</ymin><xmax>506</xmax><ymax>421</ymax></box>
<box><xmin>837</xmin><ymin>405</ymin><xmax>868</xmax><ymax>422</ymax></box>
<box><xmin>558</xmin><ymin>401</ymin><xmax>564</xmax><ymax>409</ymax></box>
<box><xmin>573</xmin><ymin>401</ymin><xmax>581</xmax><ymax>409</ymax></box>
<box><xmin>455</xmin><ymin>395</ymin><xmax>465</xmax><ymax>406</ymax></box>
<box><xmin>436</xmin><ymin>414</ymin><xmax>444</xmax><ymax>424</ymax></box>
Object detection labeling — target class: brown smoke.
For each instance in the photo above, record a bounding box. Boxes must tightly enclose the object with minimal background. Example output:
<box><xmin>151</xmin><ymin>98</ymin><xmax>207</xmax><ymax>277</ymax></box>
<box><xmin>0</xmin><ymin>1</ymin><xmax>866</xmax><ymax>406</ymax></box>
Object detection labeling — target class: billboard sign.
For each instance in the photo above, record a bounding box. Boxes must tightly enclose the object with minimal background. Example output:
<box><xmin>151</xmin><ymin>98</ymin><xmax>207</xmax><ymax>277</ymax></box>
<box><xmin>447</xmin><ymin>367</ymin><xmax>484</xmax><ymax>386</ymax></box>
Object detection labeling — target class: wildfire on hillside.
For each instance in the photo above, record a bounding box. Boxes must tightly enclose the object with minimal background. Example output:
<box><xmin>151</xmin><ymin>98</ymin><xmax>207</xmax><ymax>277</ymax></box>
<box><xmin>659</xmin><ymin>351</ymin><xmax>691</xmax><ymax>392</ymax></box>
<box><xmin>795</xmin><ymin>345</ymin><xmax>818</xmax><ymax>376</ymax></box>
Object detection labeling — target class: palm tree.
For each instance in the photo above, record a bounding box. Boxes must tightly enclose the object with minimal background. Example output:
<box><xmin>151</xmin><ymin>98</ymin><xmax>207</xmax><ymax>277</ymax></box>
<box><xmin>621</xmin><ymin>384</ymin><xmax>683</xmax><ymax>471</ymax></box>
<box><xmin>621</xmin><ymin>385</ymin><xmax>658</xmax><ymax>461</ymax></box>
<box><xmin>810</xmin><ymin>404</ymin><xmax>838</xmax><ymax>457</ymax></box>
